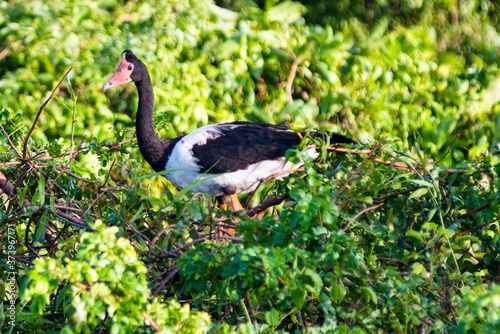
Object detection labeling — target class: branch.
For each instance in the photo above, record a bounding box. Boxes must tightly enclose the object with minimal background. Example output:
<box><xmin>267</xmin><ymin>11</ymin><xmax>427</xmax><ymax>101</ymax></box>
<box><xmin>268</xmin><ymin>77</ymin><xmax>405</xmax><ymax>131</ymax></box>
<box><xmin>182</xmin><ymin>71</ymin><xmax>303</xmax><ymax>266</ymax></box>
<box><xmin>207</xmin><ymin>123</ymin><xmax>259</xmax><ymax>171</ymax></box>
<box><xmin>453</xmin><ymin>216</ymin><xmax>500</xmax><ymax>238</ymax></box>
<box><xmin>328</xmin><ymin>145</ymin><xmax>470</xmax><ymax>174</ymax></box>
<box><xmin>2</xmin><ymin>137</ymin><xmax>135</xmax><ymax>167</ymax></box>
<box><xmin>141</xmin><ymin>312</ymin><xmax>161</xmax><ymax>332</ymax></box>
<box><xmin>0</xmin><ymin>171</ymin><xmax>31</xmax><ymax>207</ymax></box>
<box><xmin>246</xmin><ymin>193</ymin><xmax>290</xmax><ymax>218</ymax></box>
<box><xmin>343</xmin><ymin>203</ymin><xmax>383</xmax><ymax>231</ymax></box>
<box><xmin>152</xmin><ymin>266</ymin><xmax>180</xmax><ymax>297</ymax></box>
<box><xmin>333</xmin><ymin>140</ymin><xmax>384</xmax><ymax>201</ymax></box>
<box><xmin>23</xmin><ymin>67</ymin><xmax>73</xmax><ymax>159</ymax></box>
<box><xmin>286</xmin><ymin>53</ymin><xmax>299</xmax><ymax>104</ymax></box>
<box><xmin>0</xmin><ymin>122</ymin><xmax>22</xmax><ymax>158</ymax></box>
<box><xmin>457</xmin><ymin>202</ymin><xmax>492</xmax><ymax>220</ymax></box>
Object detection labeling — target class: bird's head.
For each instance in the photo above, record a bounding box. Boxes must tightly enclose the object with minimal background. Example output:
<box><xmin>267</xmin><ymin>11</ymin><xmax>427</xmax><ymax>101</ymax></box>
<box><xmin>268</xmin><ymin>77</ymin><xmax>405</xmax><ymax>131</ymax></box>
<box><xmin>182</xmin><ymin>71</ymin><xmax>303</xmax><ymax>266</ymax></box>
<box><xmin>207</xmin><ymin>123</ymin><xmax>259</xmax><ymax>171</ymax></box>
<box><xmin>102</xmin><ymin>50</ymin><xmax>146</xmax><ymax>92</ymax></box>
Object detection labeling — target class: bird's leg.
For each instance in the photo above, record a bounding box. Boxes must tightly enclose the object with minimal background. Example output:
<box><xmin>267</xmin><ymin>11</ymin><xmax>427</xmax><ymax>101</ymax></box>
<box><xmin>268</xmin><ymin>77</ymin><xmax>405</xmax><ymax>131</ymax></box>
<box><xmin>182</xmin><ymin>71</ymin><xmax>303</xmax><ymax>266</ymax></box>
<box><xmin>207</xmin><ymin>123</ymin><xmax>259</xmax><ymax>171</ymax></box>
<box><xmin>229</xmin><ymin>194</ymin><xmax>244</xmax><ymax>212</ymax></box>
<box><xmin>217</xmin><ymin>195</ymin><xmax>229</xmax><ymax>211</ymax></box>
<box><xmin>213</xmin><ymin>195</ymin><xmax>236</xmax><ymax>240</ymax></box>
<box><xmin>214</xmin><ymin>194</ymin><xmax>242</xmax><ymax>239</ymax></box>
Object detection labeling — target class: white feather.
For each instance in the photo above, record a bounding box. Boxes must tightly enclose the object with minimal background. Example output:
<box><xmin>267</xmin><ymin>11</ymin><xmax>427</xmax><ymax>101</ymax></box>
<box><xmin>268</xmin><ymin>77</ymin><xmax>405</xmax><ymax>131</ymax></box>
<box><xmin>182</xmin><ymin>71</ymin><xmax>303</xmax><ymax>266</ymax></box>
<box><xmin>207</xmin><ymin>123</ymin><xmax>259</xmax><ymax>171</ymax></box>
<box><xmin>164</xmin><ymin>124</ymin><xmax>317</xmax><ymax>196</ymax></box>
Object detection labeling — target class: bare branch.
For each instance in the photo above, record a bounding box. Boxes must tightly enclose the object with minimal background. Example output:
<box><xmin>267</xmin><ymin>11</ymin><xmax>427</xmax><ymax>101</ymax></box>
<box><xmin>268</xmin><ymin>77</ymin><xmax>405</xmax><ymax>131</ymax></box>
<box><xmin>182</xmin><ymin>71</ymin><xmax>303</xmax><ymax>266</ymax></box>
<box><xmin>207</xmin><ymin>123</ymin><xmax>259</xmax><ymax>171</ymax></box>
<box><xmin>343</xmin><ymin>203</ymin><xmax>383</xmax><ymax>232</ymax></box>
<box><xmin>23</xmin><ymin>67</ymin><xmax>73</xmax><ymax>159</ymax></box>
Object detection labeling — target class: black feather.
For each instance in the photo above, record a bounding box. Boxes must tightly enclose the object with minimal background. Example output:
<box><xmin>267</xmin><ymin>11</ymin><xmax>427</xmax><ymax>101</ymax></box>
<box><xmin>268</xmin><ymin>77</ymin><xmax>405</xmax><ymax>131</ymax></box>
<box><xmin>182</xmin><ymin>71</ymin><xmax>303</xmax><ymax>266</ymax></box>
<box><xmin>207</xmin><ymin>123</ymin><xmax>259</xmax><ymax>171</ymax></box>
<box><xmin>191</xmin><ymin>122</ymin><xmax>355</xmax><ymax>174</ymax></box>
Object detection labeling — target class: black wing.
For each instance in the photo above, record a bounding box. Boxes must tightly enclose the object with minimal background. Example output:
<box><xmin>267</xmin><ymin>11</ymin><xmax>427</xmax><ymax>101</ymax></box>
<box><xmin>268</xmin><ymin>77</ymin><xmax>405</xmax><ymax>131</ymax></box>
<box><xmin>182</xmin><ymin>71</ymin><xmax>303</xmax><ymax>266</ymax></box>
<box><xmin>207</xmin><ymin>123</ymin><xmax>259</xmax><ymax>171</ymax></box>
<box><xmin>191</xmin><ymin>122</ymin><xmax>354</xmax><ymax>174</ymax></box>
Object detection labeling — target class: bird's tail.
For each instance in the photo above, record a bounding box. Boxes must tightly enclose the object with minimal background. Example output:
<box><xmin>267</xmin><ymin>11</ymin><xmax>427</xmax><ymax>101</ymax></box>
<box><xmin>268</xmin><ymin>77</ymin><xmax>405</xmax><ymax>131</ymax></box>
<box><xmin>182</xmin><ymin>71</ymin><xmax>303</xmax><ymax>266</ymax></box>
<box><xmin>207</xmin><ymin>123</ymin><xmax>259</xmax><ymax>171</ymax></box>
<box><xmin>305</xmin><ymin>130</ymin><xmax>357</xmax><ymax>145</ymax></box>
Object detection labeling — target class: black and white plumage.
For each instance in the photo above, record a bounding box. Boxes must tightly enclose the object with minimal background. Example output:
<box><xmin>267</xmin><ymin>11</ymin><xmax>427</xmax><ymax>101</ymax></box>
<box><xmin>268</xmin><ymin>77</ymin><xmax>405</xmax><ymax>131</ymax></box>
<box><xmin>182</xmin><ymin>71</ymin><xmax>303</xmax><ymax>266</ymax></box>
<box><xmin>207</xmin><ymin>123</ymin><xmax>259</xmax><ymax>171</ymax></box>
<box><xmin>103</xmin><ymin>50</ymin><xmax>355</xmax><ymax>207</ymax></box>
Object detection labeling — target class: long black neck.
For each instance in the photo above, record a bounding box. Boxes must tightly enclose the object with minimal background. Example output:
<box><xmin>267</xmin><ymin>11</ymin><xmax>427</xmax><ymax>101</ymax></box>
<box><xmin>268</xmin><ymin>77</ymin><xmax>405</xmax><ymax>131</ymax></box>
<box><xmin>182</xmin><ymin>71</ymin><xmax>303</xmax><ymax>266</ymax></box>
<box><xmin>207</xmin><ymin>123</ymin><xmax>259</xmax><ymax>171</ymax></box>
<box><xmin>135</xmin><ymin>73</ymin><xmax>168</xmax><ymax>172</ymax></box>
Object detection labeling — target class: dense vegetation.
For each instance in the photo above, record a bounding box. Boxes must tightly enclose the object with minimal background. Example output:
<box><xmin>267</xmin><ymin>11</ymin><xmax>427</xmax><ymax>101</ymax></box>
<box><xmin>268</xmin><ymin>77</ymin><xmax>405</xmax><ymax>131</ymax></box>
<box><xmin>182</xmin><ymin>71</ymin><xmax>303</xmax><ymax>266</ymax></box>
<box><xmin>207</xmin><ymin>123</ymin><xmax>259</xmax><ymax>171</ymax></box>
<box><xmin>1</xmin><ymin>0</ymin><xmax>499</xmax><ymax>332</ymax></box>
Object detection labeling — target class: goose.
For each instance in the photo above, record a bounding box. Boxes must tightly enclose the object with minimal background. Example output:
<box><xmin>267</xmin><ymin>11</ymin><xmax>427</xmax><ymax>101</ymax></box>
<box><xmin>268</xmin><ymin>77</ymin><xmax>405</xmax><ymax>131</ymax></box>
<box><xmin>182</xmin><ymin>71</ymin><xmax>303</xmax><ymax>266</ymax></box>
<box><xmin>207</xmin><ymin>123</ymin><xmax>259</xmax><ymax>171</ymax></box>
<box><xmin>103</xmin><ymin>50</ymin><xmax>355</xmax><ymax>214</ymax></box>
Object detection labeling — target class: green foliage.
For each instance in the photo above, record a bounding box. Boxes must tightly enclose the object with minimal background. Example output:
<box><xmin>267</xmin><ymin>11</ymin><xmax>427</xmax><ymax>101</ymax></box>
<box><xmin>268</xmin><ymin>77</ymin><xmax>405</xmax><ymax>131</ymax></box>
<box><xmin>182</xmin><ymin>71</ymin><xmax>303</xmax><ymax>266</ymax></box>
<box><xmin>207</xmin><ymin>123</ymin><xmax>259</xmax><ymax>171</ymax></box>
<box><xmin>1</xmin><ymin>0</ymin><xmax>500</xmax><ymax>333</ymax></box>
<box><xmin>23</xmin><ymin>220</ymin><xmax>210</xmax><ymax>333</ymax></box>
<box><xmin>176</xmin><ymin>147</ymin><xmax>500</xmax><ymax>332</ymax></box>
<box><xmin>2</xmin><ymin>0</ymin><xmax>500</xmax><ymax>164</ymax></box>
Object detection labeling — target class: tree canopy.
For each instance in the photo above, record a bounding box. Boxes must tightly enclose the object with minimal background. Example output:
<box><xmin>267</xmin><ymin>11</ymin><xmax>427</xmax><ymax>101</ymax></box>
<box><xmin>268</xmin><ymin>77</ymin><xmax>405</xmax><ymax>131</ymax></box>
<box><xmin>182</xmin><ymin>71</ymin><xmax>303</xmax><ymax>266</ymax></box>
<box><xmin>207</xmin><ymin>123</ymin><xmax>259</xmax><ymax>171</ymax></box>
<box><xmin>1</xmin><ymin>0</ymin><xmax>499</xmax><ymax>333</ymax></box>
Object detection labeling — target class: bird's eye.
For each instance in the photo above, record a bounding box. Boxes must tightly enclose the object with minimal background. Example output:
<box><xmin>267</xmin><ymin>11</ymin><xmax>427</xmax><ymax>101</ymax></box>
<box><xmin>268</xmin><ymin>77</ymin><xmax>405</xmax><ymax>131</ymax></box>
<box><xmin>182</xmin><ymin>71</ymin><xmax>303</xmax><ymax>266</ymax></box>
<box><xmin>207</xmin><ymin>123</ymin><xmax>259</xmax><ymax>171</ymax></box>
<box><xmin>128</xmin><ymin>65</ymin><xmax>133</xmax><ymax>70</ymax></box>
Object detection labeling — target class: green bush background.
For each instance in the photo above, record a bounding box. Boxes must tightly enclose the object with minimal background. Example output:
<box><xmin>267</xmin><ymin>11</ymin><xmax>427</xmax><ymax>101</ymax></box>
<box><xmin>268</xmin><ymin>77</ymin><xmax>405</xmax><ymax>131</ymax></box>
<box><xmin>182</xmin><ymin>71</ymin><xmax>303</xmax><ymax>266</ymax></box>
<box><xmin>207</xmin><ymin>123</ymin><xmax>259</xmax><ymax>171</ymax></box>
<box><xmin>1</xmin><ymin>0</ymin><xmax>500</xmax><ymax>333</ymax></box>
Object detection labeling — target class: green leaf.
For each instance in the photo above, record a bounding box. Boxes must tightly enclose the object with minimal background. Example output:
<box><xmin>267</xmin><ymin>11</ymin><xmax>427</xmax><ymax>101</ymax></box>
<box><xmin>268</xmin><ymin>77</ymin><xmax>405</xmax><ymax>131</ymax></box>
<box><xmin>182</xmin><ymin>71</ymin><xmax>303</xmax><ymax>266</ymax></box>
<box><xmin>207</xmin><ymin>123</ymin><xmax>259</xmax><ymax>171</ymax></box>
<box><xmin>18</xmin><ymin>183</ymin><xmax>29</xmax><ymax>207</ymax></box>
<box><xmin>360</xmin><ymin>286</ymin><xmax>377</xmax><ymax>305</ymax></box>
<box><xmin>409</xmin><ymin>187</ymin><xmax>428</xmax><ymax>199</ymax></box>
<box><xmin>304</xmin><ymin>268</ymin><xmax>323</xmax><ymax>294</ymax></box>
<box><xmin>176</xmin><ymin>174</ymin><xmax>219</xmax><ymax>200</ymax></box>
<box><xmin>313</xmin><ymin>61</ymin><xmax>340</xmax><ymax>84</ymax></box>
<box><xmin>38</xmin><ymin>173</ymin><xmax>45</xmax><ymax>206</ymax></box>
<box><xmin>406</xmin><ymin>230</ymin><xmax>424</xmax><ymax>242</ymax></box>
<box><xmin>265</xmin><ymin>309</ymin><xmax>281</xmax><ymax>326</ymax></box>
<box><xmin>409</xmin><ymin>179</ymin><xmax>434</xmax><ymax>188</ymax></box>
<box><xmin>49</xmin><ymin>191</ymin><xmax>55</xmax><ymax>211</ymax></box>
<box><xmin>266</xmin><ymin>1</ymin><xmax>306</xmax><ymax>25</ymax></box>
<box><xmin>292</xmin><ymin>287</ymin><xmax>307</xmax><ymax>308</ymax></box>
<box><xmin>129</xmin><ymin>204</ymin><xmax>144</xmax><ymax>223</ymax></box>
<box><xmin>331</xmin><ymin>284</ymin><xmax>346</xmax><ymax>304</ymax></box>
<box><xmin>55</xmin><ymin>284</ymin><xmax>72</xmax><ymax>311</ymax></box>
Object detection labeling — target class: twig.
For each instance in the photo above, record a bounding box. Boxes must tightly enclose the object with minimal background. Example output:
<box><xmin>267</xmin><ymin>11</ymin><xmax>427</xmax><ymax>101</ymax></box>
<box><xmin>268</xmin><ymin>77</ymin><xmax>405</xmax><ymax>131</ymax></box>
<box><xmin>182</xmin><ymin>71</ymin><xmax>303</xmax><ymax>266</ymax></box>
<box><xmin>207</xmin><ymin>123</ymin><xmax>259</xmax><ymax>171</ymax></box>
<box><xmin>246</xmin><ymin>193</ymin><xmax>290</xmax><ymax>218</ymax></box>
<box><xmin>141</xmin><ymin>312</ymin><xmax>161</xmax><ymax>332</ymax></box>
<box><xmin>23</xmin><ymin>67</ymin><xmax>73</xmax><ymax>159</ymax></box>
<box><xmin>333</xmin><ymin>141</ymin><xmax>384</xmax><ymax>201</ymax></box>
<box><xmin>375</xmin><ymin>186</ymin><xmax>423</xmax><ymax>201</ymax></box>
<box><xmin>1</xmin><ymin>137</ymin><xmax>135</xmax><ymax>167</ymax></box>
<box><xmin>0</xmin><ymin>123</ymin><xmax>23</xmax><ymax>158</ymax></box>
<box><xmin>457</xmin><ymin>202</ymin><xmax>492</xmax><ymax>220</ymax></box>
<box><xmin>81</xmin><ymin>158</ymin><xmax>118</xmax><ymax>218</ymax></box>
<box><xmin>343</xmin><ymin>203</ymin><xmax>383</xmax><ymax>231</ymax></box>
<box><xmin>286</xmin><ymin>52</ymin><xmax>299</xmax><ymax>104</ymax></box>
<box><xmin>244</xmin><ymin>167</ymin><xmax>303</xmax><ymax>211</ymax></box>
<box><xmin>434</xmin><ymin>134</ymin><xmax>459</xmax><ymax>167</ymax></box>
<box><xmin>152</xmin><ymin>267</ymin><xmax>180</xmax><ymax>297</ymax></box>
<box><xmin>453</xmin><ymin>216</ymin><xmax>500</xmax><ymax>238</ymax></box>
<box><xmin>377</xmin><ymin>256</ymin><xmax>411</xmax><ymax>267</ymax></box>
<box><xmin>0</xmin><ymin>171</ymin><xmax>30</xmax><ymax>207</ymax></box>
<box><xmin>297</xmin><ymin>310</ymin><xmax>305</xmax><ymax>331</ymax></box>
<box><xmin>45</xmin><ymin>136</ymin><xmax>86</xmax><ymax>194</ymax></box>
<box><xmin>327</xmin><ymin>146</ymin><xmax>469</xmax><ymax>174</ymax></box>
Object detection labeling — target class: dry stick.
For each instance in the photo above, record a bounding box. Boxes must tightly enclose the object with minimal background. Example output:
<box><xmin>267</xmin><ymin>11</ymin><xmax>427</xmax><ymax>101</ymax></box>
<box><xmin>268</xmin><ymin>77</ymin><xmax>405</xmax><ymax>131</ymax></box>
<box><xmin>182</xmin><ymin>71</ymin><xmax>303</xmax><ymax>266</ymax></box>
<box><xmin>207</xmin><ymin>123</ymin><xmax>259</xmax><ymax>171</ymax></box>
<box><xmin>246</xmin><ymin>193</ymin><xmax>290</xmax><ymax>218</ymax></box>
<box><xmin>452</xmin><ymin>216</ymin><xmax>500</xmax><ymax>239</ymax></box>
<box><xmin>149</xmin><ymin>224</ymin><xmax>177</xmax><ymax>252</ymax></box>
<box><xmin>141</xmin><ymin>313</ymin><xmax>161</xmax><ymax>332</ymax></box>
<box><xmin>377</xmin><ymin>256</ymin><xmax>411</xmax><ymax>267</ymax></box>
<box><xmin>457</xmin><ymin>202</ymin><xmax>492</xmax><ymax>220</ymax></box>
<box><xmin>152</xmin><ymin>266</ymin><xmax>180</xmax><ymax>297</ymax></box>
<box><xmin>8</xmin><ymin>165</ymin><xmax>32</xmax><ymax>215</ymax></box>
<box><xmin>23</xmin><ymin>67</ymin><xmax>73</xmax><ymax>159</ymax></box>
<box><xmin>343</xmin><ymin>202</ymin><xmax>384</xmax><ymax>232</ymax></box>
<box><xmin>50</xmin><ymin>209</ymin><xmax>88</xmax><ymax>227</ymax></box>
<box><xmin>434</xmin><ymin>134</ymin><xmax>460</xmax><ymax>167</ymax></box>
<box><xmin>45</xmin><ymin>136</ymin><xmax>86</xmax><ymax>195</ymax></box>
<box><xmin>0</xmin><ymin>172</ymin><xmax>60</xmax><ymax>243</ymax></box>
<box><xmin>286</xmin><ymin>52</ymin><xmax>299</xmax><ymax>104</ymax></box>
<box><xmin>81</xmin><ymin>158</ymin><xmax>117</xmax><ymax>218</ymax></box>
<box><xmin>327</xmin><ymin>146</ymin><xmax>469</xmax><ymax>174</ymax></box>
<box><xmin>0</xmin><ymin>123</ymin><xmax>23</xmax><ymax>159</ymax></box>
<box><xmin>140</xmin><ymin>312</ymin><xmax>160</xmax><ymax>332</ymax></box>
<box><xmin>2</xmin><ymin>137</ymin><xmax>135</xmax><ymax>167</ymax></box>
<box><xmin>333</xmin><ymin>140</ymin><xmax>384</xmax><ymax>202</ymax></box>
<box><xmin>0</xmin><ymin>171</ymin><xmax>31</xmax><ymax>207</ymax></box>
<box><xmin>39</xmin><ymin>163</ymin><xmax>89</xmax><ymax>182</ymax></box>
